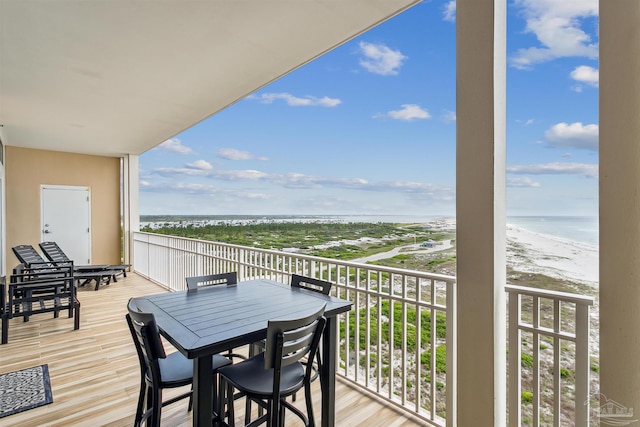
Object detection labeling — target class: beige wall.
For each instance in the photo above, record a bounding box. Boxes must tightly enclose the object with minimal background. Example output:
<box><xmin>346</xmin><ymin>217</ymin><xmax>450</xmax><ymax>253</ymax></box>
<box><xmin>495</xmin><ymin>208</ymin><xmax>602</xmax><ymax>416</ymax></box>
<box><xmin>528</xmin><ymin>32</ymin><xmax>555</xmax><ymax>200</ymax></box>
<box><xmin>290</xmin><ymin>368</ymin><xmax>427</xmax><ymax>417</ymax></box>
<box><xmin>5</xmin><ymin>147</ymin><xmax>121</xmax><ymax>269</ymax></box>
<box><xmin>599</xmin><ymin>0</ymin><xmax>640</xmax><ymax>417</ymax></box>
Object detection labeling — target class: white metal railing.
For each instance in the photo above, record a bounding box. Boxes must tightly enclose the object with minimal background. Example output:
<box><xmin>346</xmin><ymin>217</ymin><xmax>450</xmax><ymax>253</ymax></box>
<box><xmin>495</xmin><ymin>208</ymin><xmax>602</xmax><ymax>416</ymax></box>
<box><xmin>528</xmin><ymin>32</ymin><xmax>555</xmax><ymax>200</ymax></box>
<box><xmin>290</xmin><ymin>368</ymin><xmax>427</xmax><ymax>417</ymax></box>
<box><xmin>133</xmin><ymin>231</ymin><xmax>456</xmax><ymax>426</ymax></box>
<box><xmin>506</xmin><ymin>285</ymin><xmax>595</xmax><ymax>427</ymax></box>
<box><xmin>132</xmin><ymin>232</ymin><xmax>595</xmax><ymax>426</ymax></box>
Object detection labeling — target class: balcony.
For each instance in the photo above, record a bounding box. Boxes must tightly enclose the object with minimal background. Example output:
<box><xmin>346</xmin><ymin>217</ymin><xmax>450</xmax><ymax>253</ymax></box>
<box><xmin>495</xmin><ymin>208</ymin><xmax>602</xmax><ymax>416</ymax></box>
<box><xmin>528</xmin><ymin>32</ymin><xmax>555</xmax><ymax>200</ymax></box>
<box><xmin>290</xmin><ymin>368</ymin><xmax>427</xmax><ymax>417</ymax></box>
<box><xmin>0</xmin><ymin>233</ymin><xmax>595</xmax><ymax>426</ymax></box>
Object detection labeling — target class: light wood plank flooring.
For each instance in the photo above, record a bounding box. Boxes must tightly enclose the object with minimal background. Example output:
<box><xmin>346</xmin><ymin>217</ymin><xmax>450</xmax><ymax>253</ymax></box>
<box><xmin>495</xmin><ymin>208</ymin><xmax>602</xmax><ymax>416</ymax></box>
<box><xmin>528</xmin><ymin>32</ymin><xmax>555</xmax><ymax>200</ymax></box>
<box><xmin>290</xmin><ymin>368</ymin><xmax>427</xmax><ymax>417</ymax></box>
<box><xmin>0</xmin><ymin>273</ymin><xmax>426</xmax><ymax>426</ymax></box>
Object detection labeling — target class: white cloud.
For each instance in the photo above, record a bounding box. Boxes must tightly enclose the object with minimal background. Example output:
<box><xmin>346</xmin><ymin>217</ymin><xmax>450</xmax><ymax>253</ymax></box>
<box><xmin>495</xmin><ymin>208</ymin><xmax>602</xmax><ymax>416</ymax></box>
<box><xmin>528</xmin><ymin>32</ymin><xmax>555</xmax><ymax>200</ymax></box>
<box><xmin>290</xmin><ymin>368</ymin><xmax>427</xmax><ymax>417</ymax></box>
<box><xmin>141</xmin><ymin>182</ymin><xmax>223</xmax><ymax>194</ymax></box>
<box><xmin>149</xmin><ymin>167</ymin><xmax>453</xmax><ymax>200</ymax></box>
<box><xmin>516</xmin><ymin>118</ymin><xmax>535</xmax><ymax>126</ymax></box>
<box><xmin>217</xmin><ymin>148</ymin><xmax>268</xmax><ymax>161</ymax></box>
<box><xmin>276</xmin><ymin>173</ymin><xmax>453</xmax><ymax>200</ymax></box>
<box><xmin>140</xmin><ymin>181</ymin><xmax>271</xmax><ymax>200</ymax></box>
<box><xmin>507</xmin><ymin>177</ymin><xmax>541</xmax><ymax>187</ymax></box>
<box><xmin>153</xmin><ymin>167</ymin><xmax>209</xmax><ymax>177</ymax></box>
<box><xmin>570</xmin><ymin>65</ymin><xmax>599</xmax><ymax>87</ymax></box>
<box><xmin>375</xmin><ymin>104</ymin><xmax>431</xmax><ymax>121</ymax></box>
<box><xmin>510</xmin><ymin>0</ymin><xmax>598</xmax><ymax>69</ymax></box>
<box><xmin>152</xmin><ymin>167</ymin><xmax>269</xmax><ymax>181</ymax></box>
<box><xmin>544</xmin><ymin>122</ymin><xmax>598</xmax><ymax>151</ymax></box>
<box><xmin>358</xmin><ymin>41</ymin><xmax>407</xmax><ymax>76</ymax></box>
<box><xmin>185</xmin><ymin>160</ymin><xmax>212</xmax><ymax>170</ymax></box>
<box><xmin>253</xmin><ymin>93</ymin><xmax>341</xmax><ymax>107</ymax></box>
<box><xmin>243</xmin><ymin>193</ymin><xmax>271</xmax><ymax>200</ymax></box>
<box><xmin>442</xmin><ymin>110</ymin><xmax>457</xmax><ymax>123</ymax></box>
<box><xmin>154</xmin><ymin>138</ymin><xmax>196</xmax><ymax>155</ymax></box>
<box><xmin>443</xmin><ymin>1</ymin><xmax>456</xmax><ymax>22</ymax></box>
<box><xmin>507</xmin><ymin>162</ymin><xmax>598</xmax><ymax>178</ymax></box>
<box><xmin>223</xmin><ymin>170</ymin><xmax>270</xmax><ymax>180</ymax></box>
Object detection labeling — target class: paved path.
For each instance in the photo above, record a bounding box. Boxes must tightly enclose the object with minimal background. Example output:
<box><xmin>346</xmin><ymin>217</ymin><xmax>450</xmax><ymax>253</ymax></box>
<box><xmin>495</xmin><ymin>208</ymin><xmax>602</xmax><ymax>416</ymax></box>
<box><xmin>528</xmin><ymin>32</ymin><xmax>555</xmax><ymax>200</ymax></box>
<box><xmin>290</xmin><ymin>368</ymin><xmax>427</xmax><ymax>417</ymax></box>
<box><xmin>351</xmin><ymin>239</ymin><xmax>453</xmax><ymax>263</ymax></box>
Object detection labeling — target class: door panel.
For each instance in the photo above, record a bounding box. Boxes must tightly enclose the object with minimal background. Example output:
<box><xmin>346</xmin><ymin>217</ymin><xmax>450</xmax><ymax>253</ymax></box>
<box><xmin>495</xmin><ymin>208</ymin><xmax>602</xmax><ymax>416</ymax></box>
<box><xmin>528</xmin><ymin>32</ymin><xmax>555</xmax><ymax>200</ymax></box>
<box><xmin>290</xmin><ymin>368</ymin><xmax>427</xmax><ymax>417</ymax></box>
<box><xmin>41</xmin><ymin>186</ymin><xmax>91</xmax><ymax>264</ymax></box>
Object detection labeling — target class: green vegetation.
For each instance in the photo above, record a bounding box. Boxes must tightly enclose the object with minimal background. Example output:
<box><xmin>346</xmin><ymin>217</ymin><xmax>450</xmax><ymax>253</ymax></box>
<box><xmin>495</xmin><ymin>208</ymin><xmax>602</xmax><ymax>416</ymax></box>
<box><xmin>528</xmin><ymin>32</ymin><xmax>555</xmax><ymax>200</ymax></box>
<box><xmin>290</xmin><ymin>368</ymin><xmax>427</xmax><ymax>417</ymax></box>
<box><xmin>367</xmin><ymin>250</ymin><xmax>456</xmax><ymax>276</ymax></box>
<box><xmin>522</xmin><ymin>391</ymin><xmax>534</xmax><ymax>404</ymax></box>
<box><xmin>421</xmin><ymin>344</ymin><xmax>447</xmax><ymax>373</ymax></box>
<box><xmin>340</xmin><ymin>301</ymin><xmax>447</xmax><ymax>352</ymax></box>
<box><xmin>141</xmin><ymin>220</ymin><xmax>444</xmax><ymax>258</ymax></box>
<box><xmin>521</xmin><ymin>353</ymin><xmax>534</xmax><ymax>367</ymax></box>
<box><xmin>560</xmin><ymin>368</ymin><xmax>572</xmax><ymax>379</ymax></box>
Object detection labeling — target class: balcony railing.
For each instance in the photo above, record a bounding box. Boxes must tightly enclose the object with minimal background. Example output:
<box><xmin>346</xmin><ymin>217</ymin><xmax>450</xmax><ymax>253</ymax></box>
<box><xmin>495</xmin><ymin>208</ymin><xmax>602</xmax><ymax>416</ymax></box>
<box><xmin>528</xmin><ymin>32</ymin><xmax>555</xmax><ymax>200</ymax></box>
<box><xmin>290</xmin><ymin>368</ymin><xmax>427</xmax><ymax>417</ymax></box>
<box><xmin>134</xmin><ymin>231</ymin><xmax>456</xmax><ymax>426</ymax></box>
<box><xmin>133</xmin><ymin>231</ymin><xmax>595</xmax><ymax>426</ymax></box>
<box><xmin>506</xmin><ymin>285</ymin><xmax>595</xmax><ymax>427</ymax></box>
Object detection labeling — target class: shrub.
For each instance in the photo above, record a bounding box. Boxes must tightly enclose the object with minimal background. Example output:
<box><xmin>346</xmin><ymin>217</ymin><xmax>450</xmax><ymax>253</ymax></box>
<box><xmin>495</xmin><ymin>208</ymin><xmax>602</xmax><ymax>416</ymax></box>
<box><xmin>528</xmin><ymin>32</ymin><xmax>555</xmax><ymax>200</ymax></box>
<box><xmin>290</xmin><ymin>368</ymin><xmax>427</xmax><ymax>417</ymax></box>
<box><xmin>521</xmin><ymin>391</ymin><xmax>533</xmax><ymax>404</ymax></box>
<box><xmin>521</xmin><ymin>353</ymin><xmax>534</xmax><ymax>367</ymax></box>
<box><xmin>420</xmin><ymin>344</ymin><xmax>447</xmax><ymax>373</ymax></box>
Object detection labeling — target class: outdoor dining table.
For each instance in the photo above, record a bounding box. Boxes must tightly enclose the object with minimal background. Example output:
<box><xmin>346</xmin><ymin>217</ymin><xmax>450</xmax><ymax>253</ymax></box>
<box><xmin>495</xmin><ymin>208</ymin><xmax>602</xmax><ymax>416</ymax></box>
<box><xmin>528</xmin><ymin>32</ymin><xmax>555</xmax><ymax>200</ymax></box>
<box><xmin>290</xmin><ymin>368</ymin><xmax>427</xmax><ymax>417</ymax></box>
<box><xmin>131</xmin><ymin>278</ymin><xmax>353</xmax><ymax>427</ymax></box>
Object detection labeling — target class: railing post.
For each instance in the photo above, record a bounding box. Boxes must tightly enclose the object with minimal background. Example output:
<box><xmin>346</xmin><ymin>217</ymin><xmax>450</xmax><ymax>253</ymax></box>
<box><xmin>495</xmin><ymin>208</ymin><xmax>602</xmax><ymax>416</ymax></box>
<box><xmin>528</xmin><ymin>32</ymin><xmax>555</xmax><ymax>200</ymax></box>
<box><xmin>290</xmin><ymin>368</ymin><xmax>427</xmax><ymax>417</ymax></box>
<box><xmin>446</xmin><ymin>280</ymin><xmax>457</xmax><ymax>427</ymax></box>
<box><xmin>508</xmin><ymin>291</ymin><xmax>521</xmax><ymax>427</ymax></box>
<box><xmin>574</xmin><ymin>303</ymin><xmax>590</xmax><ymax>426</ymax></box>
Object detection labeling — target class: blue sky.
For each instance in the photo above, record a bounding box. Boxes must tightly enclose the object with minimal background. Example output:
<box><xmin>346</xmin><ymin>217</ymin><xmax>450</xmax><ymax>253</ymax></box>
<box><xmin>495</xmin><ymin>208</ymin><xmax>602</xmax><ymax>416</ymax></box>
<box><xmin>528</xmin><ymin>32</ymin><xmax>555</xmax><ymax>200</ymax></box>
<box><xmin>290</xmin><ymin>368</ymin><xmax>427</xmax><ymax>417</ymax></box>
<box><xmin>140</xmin><ymin>0</ymin><xmax>599</xmax><ymax>217</ymax></box>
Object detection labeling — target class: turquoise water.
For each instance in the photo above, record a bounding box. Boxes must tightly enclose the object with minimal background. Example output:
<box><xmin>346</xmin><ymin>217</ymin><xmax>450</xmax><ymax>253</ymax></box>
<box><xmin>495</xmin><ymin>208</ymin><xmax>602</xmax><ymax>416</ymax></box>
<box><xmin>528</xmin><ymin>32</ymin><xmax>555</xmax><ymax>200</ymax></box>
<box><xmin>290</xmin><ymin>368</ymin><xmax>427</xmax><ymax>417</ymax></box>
<box><xmin>506</xmin><ymin>216</ymin><xmax>598</xmax><ymax>246</ymax></box>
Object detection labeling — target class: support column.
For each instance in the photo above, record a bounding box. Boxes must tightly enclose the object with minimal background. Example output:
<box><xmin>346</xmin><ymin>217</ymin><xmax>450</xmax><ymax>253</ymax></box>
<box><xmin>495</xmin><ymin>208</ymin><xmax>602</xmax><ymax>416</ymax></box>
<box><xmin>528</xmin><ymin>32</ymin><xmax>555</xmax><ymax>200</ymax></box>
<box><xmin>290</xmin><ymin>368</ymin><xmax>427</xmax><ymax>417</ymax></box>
<box><xmin>122</xmin><ymin>154</ymin><xmax>139</xmax><ymax>267</ymax></box>
<box><xmin>456</xmin><ymin>0</ymin><xmax>506</xmax><ymax>425</ymax></box>
<box><xmin>599</xmin><ymin>0</ymin><xmax>640</xmax><ymax>418</ymax></box>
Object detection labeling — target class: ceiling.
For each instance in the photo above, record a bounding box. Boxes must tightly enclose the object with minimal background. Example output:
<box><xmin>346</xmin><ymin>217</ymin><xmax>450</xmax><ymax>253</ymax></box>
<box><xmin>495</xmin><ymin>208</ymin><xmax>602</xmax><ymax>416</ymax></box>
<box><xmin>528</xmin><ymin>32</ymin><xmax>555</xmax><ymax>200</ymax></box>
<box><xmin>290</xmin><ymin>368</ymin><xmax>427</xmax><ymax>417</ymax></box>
<box><xmin>0</xmin><ymin>0</ymin><xmax>419</xmax><ymax>157</ymax></box>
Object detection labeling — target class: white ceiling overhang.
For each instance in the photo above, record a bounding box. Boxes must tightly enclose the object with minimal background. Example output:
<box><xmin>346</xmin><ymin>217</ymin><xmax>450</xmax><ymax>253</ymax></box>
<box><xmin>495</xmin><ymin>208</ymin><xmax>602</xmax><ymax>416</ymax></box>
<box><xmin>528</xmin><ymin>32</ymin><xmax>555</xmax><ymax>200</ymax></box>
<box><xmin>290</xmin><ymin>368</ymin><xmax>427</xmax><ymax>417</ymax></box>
<box><xmin>0</xmin><ymin>0</ymin><xmax>419</xmax><ymax>157</ymax></box>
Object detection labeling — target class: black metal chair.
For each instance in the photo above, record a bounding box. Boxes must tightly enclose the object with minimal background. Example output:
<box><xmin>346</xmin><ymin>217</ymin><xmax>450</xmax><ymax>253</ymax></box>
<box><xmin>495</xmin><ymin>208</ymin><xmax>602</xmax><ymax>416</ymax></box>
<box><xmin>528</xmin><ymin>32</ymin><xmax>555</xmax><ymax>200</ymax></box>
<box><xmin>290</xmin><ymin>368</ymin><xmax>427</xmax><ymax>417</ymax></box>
<box><xmin>185</xmin><ymin>272</ymin><xmax>238</xmax><ymax>292</ymax></box>
<box><xmin>185</xmin><ymin>272</ymin><xmax>246</xmax><ymax>364</ymax></box>
<box><xmin>218</xmin><ymin>304</ymin><xmax>327</xmax><ymax>427</ymax></box>
<box><xmin>251</xmin><ymin>275</ymin><xmax>333</xmax><ymax>382</ymax></box>
<box><xmin>290</xmin><ymin>274</ymin><xmax>333</xmax><ymax>295</ymax></box>
<box><xmin>289</xmin><ymin>275</ymin><xmax>333</xmax><ymax>392</ymax></box>
<box><xmin>126</xmin><ymin>299</ymin><xmax>232</xmax><ymax>426</ymax></box>
<box><xmin>247</xmin><ymin>274</ymin><xmax>334</xmax><ymax>421</ymax></box>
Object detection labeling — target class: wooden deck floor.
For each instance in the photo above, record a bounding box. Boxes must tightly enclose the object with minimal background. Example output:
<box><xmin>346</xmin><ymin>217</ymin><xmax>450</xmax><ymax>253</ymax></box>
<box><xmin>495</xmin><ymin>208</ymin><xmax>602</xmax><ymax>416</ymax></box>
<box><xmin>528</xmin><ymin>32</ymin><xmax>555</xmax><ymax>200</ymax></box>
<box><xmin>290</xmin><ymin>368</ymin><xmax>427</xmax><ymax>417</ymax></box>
<box><xmin>0</xmin><ymin>273</ymin><xmax>425</xmax><ymax>426</ymax></box>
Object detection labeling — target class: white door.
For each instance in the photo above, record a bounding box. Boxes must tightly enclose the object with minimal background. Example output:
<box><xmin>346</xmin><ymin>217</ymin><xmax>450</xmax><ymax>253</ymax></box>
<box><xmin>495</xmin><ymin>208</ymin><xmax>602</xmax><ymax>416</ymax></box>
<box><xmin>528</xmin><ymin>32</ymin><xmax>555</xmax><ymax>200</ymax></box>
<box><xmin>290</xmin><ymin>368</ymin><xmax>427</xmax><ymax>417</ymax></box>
<box><xmin>41</xmin><ymin>185</ymin><xmax>91</xmax><ymax>264</ymax></box>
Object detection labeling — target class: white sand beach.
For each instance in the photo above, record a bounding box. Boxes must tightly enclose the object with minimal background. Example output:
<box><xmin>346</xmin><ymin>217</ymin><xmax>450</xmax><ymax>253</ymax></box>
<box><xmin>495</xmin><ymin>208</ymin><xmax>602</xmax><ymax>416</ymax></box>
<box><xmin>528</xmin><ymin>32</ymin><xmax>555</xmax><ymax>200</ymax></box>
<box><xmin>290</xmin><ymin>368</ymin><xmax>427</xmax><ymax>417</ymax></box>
<box><xmin>507</xmin><ymin>224</ymin><xmax>599</xmax><ymax>288</ymax></box>
<box><xmin>311</xmin><ymin>219</ymin><xmax>599</xmax><ymax>290</ymax></box>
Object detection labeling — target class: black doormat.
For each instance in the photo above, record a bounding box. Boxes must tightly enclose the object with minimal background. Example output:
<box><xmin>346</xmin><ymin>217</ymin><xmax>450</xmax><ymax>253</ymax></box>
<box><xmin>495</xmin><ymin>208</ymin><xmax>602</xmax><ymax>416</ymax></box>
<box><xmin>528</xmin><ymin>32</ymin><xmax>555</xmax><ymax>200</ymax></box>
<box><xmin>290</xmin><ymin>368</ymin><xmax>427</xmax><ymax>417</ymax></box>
<box><xmin>0</xmin><ymin>364</ymin><xmax>53</xmax><ymax>418</ymax></box>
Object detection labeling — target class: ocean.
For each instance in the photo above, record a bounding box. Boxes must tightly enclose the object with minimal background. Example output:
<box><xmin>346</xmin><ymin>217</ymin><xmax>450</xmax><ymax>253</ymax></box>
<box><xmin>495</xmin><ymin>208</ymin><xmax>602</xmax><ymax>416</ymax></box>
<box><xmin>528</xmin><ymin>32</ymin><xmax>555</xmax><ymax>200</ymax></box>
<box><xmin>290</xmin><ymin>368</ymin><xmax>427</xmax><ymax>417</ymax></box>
<box><xmin>506</xmin><ymin>216</ymin><xmax>598</xmax><ymax>246</ymax></box>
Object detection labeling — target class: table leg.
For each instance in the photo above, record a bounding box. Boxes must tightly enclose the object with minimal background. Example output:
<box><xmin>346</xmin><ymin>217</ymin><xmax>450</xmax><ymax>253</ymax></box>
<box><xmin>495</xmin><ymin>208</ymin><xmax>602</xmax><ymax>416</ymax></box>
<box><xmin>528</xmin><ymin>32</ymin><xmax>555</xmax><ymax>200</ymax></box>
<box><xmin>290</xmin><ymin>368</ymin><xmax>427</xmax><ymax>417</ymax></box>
<box><xmin>320</xmin><ymin>317</ymin><xmax>337</xmax><ymax>427</ymax></box>
<box><xmin>193</xmin><ymin>356</ymin><xmax>213</xmax><ymax>427</ymax></box>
